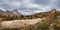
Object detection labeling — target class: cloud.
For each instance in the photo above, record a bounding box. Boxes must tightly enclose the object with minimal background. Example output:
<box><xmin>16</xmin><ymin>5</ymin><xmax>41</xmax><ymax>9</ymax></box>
<box><xmin>33</xmin><ymin>0</ymin><xmax>50</xmax><ymax>6</ymax></box>
<box><xmin>0</xmin><ymin>0</ymin><xmax>60</xmax><ymax>15</ymax></box>
<box><xmin>9</xmin><ymin>2</ymin><xmax>21</xmax><ymax>8</ymax></box>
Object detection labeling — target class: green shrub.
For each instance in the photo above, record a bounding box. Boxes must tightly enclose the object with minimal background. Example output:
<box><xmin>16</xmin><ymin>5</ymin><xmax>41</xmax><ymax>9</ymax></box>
<box><xmin>33</xmin><ymin>21</ymin><xmax>49</xmax><ymax>30</ymax></box>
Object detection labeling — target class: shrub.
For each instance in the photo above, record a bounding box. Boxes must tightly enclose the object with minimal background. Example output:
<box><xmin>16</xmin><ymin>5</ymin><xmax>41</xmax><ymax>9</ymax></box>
<box><xmin>33</xmin><ymin>21</ymin><xmax>49</xmax><ymax>30</ymax></box>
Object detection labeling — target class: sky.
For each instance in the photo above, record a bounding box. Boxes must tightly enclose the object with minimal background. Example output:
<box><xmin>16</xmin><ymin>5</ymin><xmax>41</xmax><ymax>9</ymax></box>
<box><xmin>0</xmin><ymin>0</ymin><xmax>60</xmax><ymax>15</ymax></box>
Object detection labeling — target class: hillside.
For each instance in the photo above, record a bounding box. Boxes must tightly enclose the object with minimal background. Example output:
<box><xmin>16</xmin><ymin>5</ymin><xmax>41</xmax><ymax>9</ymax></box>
<box><xmin>0</xmin><ymin>9</ymin><xmax>59</xmax><ymax>21</ymax></box>
<box><xmin>0</xmin><ymin>9</ymin><xmax>60</xmax><ymax>30</ymax></box>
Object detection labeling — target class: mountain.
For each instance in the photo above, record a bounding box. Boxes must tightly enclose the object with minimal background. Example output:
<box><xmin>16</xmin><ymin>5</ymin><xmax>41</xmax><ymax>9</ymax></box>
<box><xmin>1</xmin><ymin>9</ymin><xmax>60</xmax><ymax>30</ymax></box>
<box><xmin>4</xmin><ymin>10</ymin><xmax>13</xmax><ymax>16</ymax></box>
<box><xmin>22</xmin><ymin>9</ymin><xmax>59</xmax><ymax>19</ymax></box>
<box><xmin>0</xmin><ymin>9</ymin><xmax>59</xmax><ymax>20</ymax></box>
<box><xmin>0</xmin><ymin>9</ymin><xmax>23</xmax><ymax>19</ymax></box>
<box><xmin>0</xmin><ymin>10</ymin><xmax>4</xmax><ymax>14</ymax></box>
<box><xmin>12</xmin><ymin>9</ymin><xmax>22</xmax><ymax>15</ymax></box>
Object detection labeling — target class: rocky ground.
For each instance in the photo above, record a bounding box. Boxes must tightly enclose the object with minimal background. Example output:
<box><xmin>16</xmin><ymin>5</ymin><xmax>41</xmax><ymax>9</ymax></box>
<box><xmin>0</xmin><ymin>18</ymin><xmax>43</xmax><ymax>30</ymax></box>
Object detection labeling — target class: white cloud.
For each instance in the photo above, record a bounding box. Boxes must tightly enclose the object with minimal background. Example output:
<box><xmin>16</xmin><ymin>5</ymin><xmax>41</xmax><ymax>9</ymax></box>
<box><xmin>49</xmin><ymin>0</ymin><xmax>58</xmax><ymax>9</ymax></box>
<box><xmin>0</xmin><ymin>3</ymin><xmax>4</xmax><ymax>5</ymax></box>
<box><xmin>0</xmin><ymin>8</ymin><xmax>6</xmax><ymax>11</ymax></box>
<box><xmin>27</xmin><ymin>3</ymin><xmax>40</xmax><ymax>8</ymax></box>
<box><xmin>0</xmin><ymin>0</ymin><xmax>60</xmax><ymax>15</ymax></box>
<box><xmin>20</xmin><ymin>4</ymin><xmax>51</xmax><ymax>15</ymax></box>
<box><xmin>10</xmin><ymin>2</ymin><xmax>21</xmax><ymax>8</ymax></box>
<box><xmin>23</xmin><ymin>0</ymin><xmax>30</xmax><ymax>3</ymax></box>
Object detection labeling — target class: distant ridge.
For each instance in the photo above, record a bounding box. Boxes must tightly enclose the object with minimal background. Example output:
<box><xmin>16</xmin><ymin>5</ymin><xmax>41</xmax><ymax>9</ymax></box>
<box><xmin>0</xmin><ymin>9</ymin><xmax>59</xmax><ymax>21</ymax></box>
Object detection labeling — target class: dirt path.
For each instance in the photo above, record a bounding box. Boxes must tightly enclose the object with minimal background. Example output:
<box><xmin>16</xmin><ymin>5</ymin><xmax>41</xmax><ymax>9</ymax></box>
<box><xmin>1</xmin><ymin>18</ymin><xmax>43</xmax><ymax>29</ymax></box>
